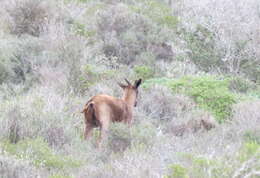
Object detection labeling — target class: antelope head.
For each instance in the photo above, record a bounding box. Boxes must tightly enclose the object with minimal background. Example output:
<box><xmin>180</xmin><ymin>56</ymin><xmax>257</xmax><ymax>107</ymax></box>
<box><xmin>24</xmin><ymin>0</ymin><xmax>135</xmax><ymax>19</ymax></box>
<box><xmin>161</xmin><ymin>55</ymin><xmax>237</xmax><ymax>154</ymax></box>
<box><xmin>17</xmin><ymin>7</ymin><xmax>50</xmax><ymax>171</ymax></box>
<box><xmin>118</xmin><ymin>78</ymin><xmax>142</xmax><ymax>107</ymax></box>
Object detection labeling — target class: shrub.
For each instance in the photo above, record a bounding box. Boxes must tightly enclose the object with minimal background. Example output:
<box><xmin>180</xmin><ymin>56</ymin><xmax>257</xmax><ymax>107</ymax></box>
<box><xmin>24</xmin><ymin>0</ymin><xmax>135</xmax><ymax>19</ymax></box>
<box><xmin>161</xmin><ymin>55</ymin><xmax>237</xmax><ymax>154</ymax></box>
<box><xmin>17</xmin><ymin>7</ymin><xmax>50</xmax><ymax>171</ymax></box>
<box><xmin>6</xmin><ymin>0</ymin><xmax>50</xmax><ymax>37</ymax></box>
<box><xmin>57</xmin><ymin>36</ymin><xmax>85</xmax><ymax>94</ymax></box>
<box><xmin>0</xmin><ymin>87</ymin><xmax>78</xmax><ymax>148</ymax></box>
<box><xmin>0</xmin><ymin>36</ymin><xmax>43</xmax><ymax>89</ymax></box>
<box><xmin>134</xmin><ymin>65</ymin><xmax>154</xmax><ymax>80</ymax></box>
<box><xmin>72</xmin><ymin>21</ymin><xmax>96</xmax><ymax>38</ymax></box>
<box><xmin>144</xmin><ymin>76</ymin><xmax>237</xmax><ymax>122</ymax></box>
<box><xmin>179</xmin><ymin>0</ymin><xmax>260</xmax><ymax>82</ymax></box>
<box><xmin>228</xmin><ymin>76</ymin><xmax>257</xmax><ymax>93</ymax></box>
<box><xmin>170</xmin><ymin>76</ymin><xmax>237</xmax><ymax>122</ymax></box>
<box><xmin>103</xmin><ymin>120</ymin><xmax>157</xmax><ymax>153</ymax></box>
<box><xmin>130</xmin><ymin>120</ymin><xmax>157</xmax><ymax>148</ymax></box>
<box><xmin>107</xmin><ymin>123</ymin><xmax>131</xmax><ymax>153</ymax></box>
<box><xmin>1</xmin><ymin>138</ymin><xmax>82</xmax><ymax>169</ymax></box>
<box><xmin>168</xmin><ymin>111</ymin><xmax>217</xmax><ymax>137</ymax></box>
<box><xmin>130</xmin><ymin>0</ymin><xmax>178</xmax><ymax>29</ymax></box>
<box><xmin>232</xmin><ymin>100</ymin><xmax>260</xmax><ymax>140</ymax></box>
<box><xmin>182</xmin><ymin>25</ymin><xmax>222</xmax><ymax>72</ymax></box>
<box><xmin>138</xmin><ymin>85</ymin><xmax>195</xmax><ymax>123</ymax></box>
<box><xmin>166</xmin><ymin>142</ymin><xmax>260</xmax><ymax>178</ymax></box>
<box><xmin>96</xmin><ymin>4</ymin><xmax>174</xmax><ymax>64</ymax></box>
<box><xmin>244</xmin><ymin>130</ymin><xmax>260</xmax><ymax>144</ymax></box>
<box><xmin>166</xmin><ymin>164</ymin><xmax>188</xmax><ymax>178</ymax></box>
<box><xmin>0</xmin><ymin>154</ymin><xmax>40</xmax><ymax>178</ymax></box>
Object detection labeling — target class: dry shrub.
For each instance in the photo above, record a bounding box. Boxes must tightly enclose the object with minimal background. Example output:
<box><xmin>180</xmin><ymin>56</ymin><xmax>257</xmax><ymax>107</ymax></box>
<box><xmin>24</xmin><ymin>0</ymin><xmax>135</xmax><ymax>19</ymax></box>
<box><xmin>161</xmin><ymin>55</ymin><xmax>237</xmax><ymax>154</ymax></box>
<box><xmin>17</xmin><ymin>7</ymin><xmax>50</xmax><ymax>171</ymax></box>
<box><xmin>178</xmin><ymin>0</ymin><xmax>260</xmax><ymax>81</ymax></box>
<box><xmin>6</xmin><ymin>0</ymin><xmax>52</xmax><ymax>37</ymax></box>
<box><xmin>0</xmin><ymin>87</ymin><xmax>77</xmax><ymax>148</ymax></box>
<box><xmin>138</xmin><ymin>85</ymin><xmax>195</xmax><ymax>122</ymax></box>
<box><xmin>168</xmin><ymin>111</ymin><xmax>217</xmax><ymax>137</ymax></box>
<box><xmin>0</xmin><ymin>155</ymin><xmax>40</xmax><ymax>178</ymax></box>
<box><xmin>155</xmin><ymin>60</ymin><xmax>201</xmax><ymax>78</ymax></box>
<box><xmin>107</xmin><ymin>123</ymin><xmax>131</xmax><ymax>153</ymax></box>
<box><xmin>232</xmin><ymin>100</ymin><xmax>260</xmax><ymax>137</ymax></box>
<box><xmin>96</xmin><ymin>4</ymin><xmax>174</xmax><ymax>65</ymax></box>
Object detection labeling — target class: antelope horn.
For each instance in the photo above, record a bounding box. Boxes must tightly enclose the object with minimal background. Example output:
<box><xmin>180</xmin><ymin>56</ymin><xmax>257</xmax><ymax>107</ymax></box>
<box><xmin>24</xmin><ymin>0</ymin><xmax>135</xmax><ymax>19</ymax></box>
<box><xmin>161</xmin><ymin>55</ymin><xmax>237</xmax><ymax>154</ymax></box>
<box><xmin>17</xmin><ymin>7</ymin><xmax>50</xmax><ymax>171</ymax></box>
<box><xmin>124</xmin><ymin>78</ymin><xmax>131</xmax><ymax>85</ymax></box>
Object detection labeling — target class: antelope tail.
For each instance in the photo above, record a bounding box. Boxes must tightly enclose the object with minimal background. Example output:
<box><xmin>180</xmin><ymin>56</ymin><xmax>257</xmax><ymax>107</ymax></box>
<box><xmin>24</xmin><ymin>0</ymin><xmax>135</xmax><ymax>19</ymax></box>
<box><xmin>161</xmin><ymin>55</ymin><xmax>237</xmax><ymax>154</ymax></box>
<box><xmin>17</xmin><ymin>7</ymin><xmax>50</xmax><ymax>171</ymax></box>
<box><xmin>81</xmin><ymin>101</ymin><xmax>94</xmax><ymax>113</ymax></box>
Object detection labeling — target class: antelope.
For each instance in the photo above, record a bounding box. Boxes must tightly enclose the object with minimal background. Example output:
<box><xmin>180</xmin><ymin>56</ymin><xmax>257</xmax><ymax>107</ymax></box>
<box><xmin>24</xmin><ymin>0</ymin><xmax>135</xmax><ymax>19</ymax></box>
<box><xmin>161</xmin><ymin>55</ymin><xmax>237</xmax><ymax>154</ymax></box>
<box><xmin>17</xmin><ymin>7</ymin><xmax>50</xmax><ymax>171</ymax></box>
<box><xmin>81</xmin><ymin>78</ymin><xmax>142</xmax><ymax>147</ymax></box>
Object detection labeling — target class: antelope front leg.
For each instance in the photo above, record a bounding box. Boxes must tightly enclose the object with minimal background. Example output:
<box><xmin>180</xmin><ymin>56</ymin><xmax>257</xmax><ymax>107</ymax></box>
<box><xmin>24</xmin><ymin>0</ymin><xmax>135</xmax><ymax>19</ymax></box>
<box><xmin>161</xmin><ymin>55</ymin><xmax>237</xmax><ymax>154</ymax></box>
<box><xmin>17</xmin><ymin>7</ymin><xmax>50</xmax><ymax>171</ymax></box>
<box><xmin>84</xmin><ymin>124</ymin><xmax>93</xmax><ymax>140</ymax></box>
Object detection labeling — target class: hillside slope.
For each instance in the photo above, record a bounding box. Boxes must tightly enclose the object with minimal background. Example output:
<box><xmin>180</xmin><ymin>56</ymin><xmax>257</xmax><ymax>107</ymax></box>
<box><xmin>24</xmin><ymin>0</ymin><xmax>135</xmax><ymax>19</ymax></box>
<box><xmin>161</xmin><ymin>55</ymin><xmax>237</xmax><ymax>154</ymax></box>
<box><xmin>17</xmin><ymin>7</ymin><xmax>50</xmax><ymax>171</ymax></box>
<box><xmin>0</xmin><ymin>0</ymin><xmax>259</xmax><ymax>177</ymax></box>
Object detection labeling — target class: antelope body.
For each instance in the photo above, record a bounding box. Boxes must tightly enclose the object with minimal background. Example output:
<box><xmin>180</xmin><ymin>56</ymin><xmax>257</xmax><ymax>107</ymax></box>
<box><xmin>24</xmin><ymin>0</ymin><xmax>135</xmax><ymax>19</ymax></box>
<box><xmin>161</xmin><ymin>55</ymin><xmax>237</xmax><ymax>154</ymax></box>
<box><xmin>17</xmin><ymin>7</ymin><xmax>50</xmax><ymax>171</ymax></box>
<box><xmin>81</xmin><ymin>79</ymin><xmax>142</xmax><ymax>146</ymax></box>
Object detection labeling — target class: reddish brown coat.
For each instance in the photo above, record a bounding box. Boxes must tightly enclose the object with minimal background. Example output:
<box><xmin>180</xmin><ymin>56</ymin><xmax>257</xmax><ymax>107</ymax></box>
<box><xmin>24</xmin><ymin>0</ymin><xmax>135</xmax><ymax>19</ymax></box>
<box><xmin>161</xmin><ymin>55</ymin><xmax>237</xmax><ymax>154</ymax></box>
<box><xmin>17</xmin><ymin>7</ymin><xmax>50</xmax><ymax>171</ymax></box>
<box><xmin>81</xmin><ymin>79</ymin><xmax>142</xmax><ymax>147</ymax></box>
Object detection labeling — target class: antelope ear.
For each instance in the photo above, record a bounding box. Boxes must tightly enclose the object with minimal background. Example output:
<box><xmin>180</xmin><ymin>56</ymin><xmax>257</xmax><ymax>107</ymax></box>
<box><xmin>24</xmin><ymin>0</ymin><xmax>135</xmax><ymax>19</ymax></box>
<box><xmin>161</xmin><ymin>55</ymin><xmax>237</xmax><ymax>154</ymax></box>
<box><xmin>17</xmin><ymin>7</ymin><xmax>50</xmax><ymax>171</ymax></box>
<box><xmin>118</xmin><ymin>82</ymin><xmax>127</xmax><ymax>89</ymax></box>
<box><xmin>134</xmin><ymin>79</ymin><xmax>142</xmax><ymax>88</ymax></box>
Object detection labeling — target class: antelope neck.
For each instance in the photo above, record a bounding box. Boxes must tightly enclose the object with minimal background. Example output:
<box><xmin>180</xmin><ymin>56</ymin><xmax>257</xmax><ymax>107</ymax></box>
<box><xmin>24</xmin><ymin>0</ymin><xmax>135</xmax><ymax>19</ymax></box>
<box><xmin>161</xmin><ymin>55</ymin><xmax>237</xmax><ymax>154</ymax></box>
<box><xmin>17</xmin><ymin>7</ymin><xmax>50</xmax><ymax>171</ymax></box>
<box><xmin>122</xmin><ymin>90</ymin><xmax>136</xmax><ymax>108</ymax></box>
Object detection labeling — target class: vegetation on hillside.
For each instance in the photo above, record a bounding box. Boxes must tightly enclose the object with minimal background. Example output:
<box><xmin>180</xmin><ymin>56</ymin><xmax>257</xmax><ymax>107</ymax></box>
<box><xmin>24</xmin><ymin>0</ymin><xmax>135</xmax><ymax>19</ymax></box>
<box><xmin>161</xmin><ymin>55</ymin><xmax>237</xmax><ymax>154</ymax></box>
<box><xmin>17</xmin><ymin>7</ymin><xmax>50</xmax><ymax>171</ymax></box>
<box><xmin>0</xmin><ymin>0</ymin><xmax>259</xmax><ymax>177</ymax></box>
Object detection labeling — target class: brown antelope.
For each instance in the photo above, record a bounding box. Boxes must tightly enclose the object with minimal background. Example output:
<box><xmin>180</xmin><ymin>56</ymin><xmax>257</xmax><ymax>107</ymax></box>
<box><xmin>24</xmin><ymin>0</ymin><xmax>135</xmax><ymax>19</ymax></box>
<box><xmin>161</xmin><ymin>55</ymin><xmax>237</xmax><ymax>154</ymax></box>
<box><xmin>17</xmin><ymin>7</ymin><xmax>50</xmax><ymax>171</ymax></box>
<box><xmin>81</xmin><ymin>78</ymin><xmax>142</xmax><ymax>147</ymax></box>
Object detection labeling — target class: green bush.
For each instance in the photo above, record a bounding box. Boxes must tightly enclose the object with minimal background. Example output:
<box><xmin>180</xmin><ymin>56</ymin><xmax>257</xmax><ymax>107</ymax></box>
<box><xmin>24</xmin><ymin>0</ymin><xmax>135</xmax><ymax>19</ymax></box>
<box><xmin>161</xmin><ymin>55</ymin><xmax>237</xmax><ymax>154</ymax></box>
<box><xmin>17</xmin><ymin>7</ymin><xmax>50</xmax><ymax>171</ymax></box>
<box><xmin>1</xmin><ymin>138</ymin><xmax>82</xmax><ymax>169</ymax></box>
<box><xmin>134</xmin><ymin>65</ymin><xmax>154</xmax><ymax>80</ymax></box>
<box><xmin>144</xmin><ymin>76</ymin><xmax>237</xmax><ymax>122</ymax></box>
